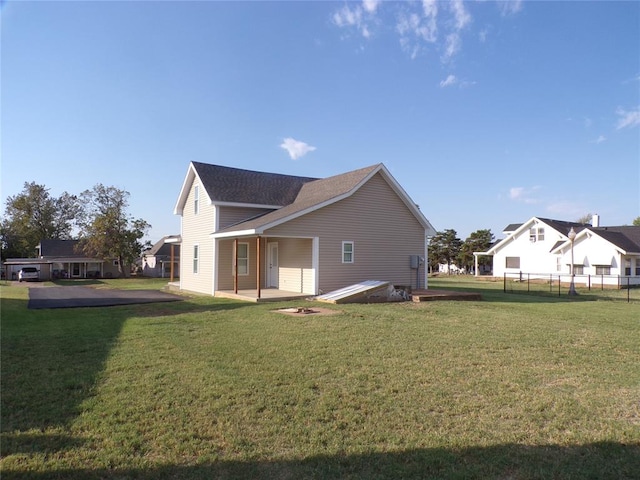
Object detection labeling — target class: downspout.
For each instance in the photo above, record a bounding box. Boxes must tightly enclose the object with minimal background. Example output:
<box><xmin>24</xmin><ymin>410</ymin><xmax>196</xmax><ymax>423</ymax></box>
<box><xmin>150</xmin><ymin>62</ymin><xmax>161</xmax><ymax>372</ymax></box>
<box><xmin>424</xmin><ymin>233</ymin><xmax>430</xmax><ymax>290</ymax></box>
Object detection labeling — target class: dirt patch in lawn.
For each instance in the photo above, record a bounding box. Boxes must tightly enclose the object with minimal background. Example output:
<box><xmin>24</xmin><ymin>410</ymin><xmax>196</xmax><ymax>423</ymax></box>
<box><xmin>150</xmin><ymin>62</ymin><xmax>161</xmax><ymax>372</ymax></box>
<box><xmin>273</xmin><ymin>306</ymin><xmax>341</xmax><ymax>317</ymax></box>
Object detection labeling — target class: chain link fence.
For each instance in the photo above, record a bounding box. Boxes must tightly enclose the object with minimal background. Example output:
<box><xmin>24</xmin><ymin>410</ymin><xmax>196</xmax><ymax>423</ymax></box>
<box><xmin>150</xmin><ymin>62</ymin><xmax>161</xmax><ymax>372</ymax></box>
<box><xmin>503</xmin><ymin>272</ymin><xmax>640</xmax><ymax>303</ymax></box>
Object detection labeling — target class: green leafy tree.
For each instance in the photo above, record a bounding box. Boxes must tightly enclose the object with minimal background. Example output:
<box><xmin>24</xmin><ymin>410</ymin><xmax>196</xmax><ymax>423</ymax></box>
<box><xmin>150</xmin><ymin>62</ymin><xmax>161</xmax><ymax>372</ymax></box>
<box><xmin>77</xmin><ymin>184</ymin><xmax>150</xmax><ymax>277</ymax></box>
<box><xmin>458</xmin><ymin>229</ymin><xmax>494</xmax><ymax>273</ymax></box>
<box><xmin>633</xmin><ymin>217</ymin><xmax>640</xmax><ymax>226</ymax></box>
<box><xmin>428</xmin><ymin>229</ymin><xmax>463</xmax><ymax>274</ymax></box>
<box><xmin>1</xmin><ymin>182</ymin><xmax>79</xmax><ymax>259</ymax></box>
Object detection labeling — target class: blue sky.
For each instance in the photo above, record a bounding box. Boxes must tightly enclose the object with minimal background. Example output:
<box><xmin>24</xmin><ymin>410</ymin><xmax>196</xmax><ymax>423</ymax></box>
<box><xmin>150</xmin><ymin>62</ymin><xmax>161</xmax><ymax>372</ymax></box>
<box><xmin>2</xmin><ymin>0</ymin><xmax>639</xmax><ymax>243</ymax></box>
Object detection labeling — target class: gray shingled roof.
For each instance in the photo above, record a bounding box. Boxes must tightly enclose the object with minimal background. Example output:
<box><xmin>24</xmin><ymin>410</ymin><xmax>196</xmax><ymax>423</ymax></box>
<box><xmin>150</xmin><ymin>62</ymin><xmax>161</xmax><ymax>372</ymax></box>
<box><xmin>192</xmin><ymin>162</ymin><xmax>318</xmax><ymax>206</ymax></box>
<box><xmin>503</xmin><ymin>223</ymin><xmax>522</xmax><ymax>232</ymax></box>
<box><xmin>536</xmin><ymin>218</ymin><xmax>589</xmax><ymax>236</ymax></box>
<box><xmin>590</xmin><ymin>226</ymin><xmax>640</xmax><ymax>253</ymax></box>
<box><xmin>216</xmin><ymin>164</ymin><xmax>382</xmax><ymax>234</ymax></box>
<box><xmin>145</xmin><ymin>236</ymin><xmax>181</xmax><ymax>257</ymax></box>
<box><xmin>39</xmin><ymin>239</ymin><xmax>80</xmax><ymax>257</ymax></box>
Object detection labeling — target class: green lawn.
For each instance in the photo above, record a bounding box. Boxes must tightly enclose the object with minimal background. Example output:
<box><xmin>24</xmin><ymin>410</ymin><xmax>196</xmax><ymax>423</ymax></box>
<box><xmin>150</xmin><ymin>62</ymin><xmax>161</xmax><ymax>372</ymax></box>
<box><xmin>1</xmin><ymin>278</ymin><xmax>639</xmax><ymax>479</ymax></box>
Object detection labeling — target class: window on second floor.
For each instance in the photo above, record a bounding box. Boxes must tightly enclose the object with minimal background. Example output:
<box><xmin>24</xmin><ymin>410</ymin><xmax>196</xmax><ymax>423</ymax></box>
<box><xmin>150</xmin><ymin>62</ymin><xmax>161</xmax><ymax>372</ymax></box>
<box><xmin>529</xmin><ymin>227</ymin><xmax>545</xmax><ymax>242</ymax></box>
<box><xmin>194</xmin><ymin>185</ymin><xmax>199</xmax><ymax>215</ymax></box>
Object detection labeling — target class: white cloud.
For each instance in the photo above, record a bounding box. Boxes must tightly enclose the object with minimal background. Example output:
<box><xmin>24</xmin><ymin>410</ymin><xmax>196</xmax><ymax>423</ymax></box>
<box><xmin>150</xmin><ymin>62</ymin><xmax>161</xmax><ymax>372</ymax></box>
<box><xmin>443</xmin><ymin>33</ymin><xmax>462</xmax><ymax>60</ymax></box>
<box><xmin>440</xmin><ymin>74</ymin><xmax>457</xmax><ymax>87</ymax></box>
<box><xmin>509</xmin><ymin>186</ymin><xmax>541</xmax><ymax>204</ymax></box>
<box><xmin>615</xmin><ymin>106</ymin><xmax>640</xmax><ymax>129</ymax></box>
<box><xmin>498</xmin><ymin>0</ymin><xmax>523</xmax><ymax>17</ymax></box>
<box><xmin>333</xmin><ymin>4</ymin><xmax>362</xmax><ymax>28</ymax></box>
<box><xmin>280</xmin><ymin>138</ymin><xmax>316</xmax><ymax>160</ymax></box>
<box><xmin>591</xmin><ymin>135</ymin><xmax>606</xmax><ymax>144</ymax></box>
<box><xmin>362</xmin><ymin>0</ymin><xmax>381</xmax><ymax>14</ymax></box>
<box><xmin>450</xmin><ymin>0</ymin><xmax>471</xmax><ymax>30</ymax></box>
<box><xmin>333</xmin><ymin>0</ymin><xmax>521</xmax><ymax>64</ymax></box>
<box><xmin>332</xmin><ymin>0</ymin><xmax>379</xmax><ymax>39</ymax></box>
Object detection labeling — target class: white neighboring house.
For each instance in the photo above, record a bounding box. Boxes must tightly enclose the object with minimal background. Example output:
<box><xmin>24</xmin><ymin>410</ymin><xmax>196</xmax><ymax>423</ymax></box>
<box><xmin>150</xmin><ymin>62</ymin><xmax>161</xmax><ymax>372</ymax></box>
<box><xmin>437</xmin><ymin>263</ymin><xmax>466</xmax><ymax>274</ymax></box>
<box><xmin>482</xmin><ymin>215</ymin><xmax>640</xmax><ymax>287</ymax></box>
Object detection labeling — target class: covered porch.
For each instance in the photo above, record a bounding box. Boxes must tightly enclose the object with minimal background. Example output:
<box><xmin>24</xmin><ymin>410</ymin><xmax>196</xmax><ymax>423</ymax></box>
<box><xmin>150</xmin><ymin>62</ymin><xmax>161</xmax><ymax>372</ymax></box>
<box><xmin>214</xmin><ymin>288</ymin><xmax>313</xmax><ymax>303</ymax></box>
<box><xmin>215</xmin><ymin>234</ymin><xmax>318</xmax><ymax>300</ymax></box>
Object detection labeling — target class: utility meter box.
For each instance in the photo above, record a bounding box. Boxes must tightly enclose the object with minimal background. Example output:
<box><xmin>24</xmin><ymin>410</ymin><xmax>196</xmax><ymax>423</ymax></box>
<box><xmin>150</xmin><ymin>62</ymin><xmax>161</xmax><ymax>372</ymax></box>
<box><xmin>409</xmin><ymin>255</ymin><xmax>424</xmax><ymax>269</ymax></box>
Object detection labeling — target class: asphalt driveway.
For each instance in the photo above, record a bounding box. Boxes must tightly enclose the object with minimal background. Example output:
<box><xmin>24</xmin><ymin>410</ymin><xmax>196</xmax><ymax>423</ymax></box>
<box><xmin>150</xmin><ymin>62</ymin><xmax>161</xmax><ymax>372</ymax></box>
<box><xmin>28</xmin><ymin>286</ymin><xmax>183</xmax><ymax>309</ymax></box>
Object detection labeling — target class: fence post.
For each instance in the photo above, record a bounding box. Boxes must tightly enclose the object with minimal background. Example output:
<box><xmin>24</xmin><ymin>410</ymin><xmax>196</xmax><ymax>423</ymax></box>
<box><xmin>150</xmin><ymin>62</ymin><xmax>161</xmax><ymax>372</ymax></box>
<box><xmin>588</xmin><ymin>274</ymin><xmax>591</xmax><ymax>291</ymax></box>
<box><xmin>527</xmin><ymin>273</ymin><xmax>530</xmax><ymax>292</ymax></box>
<box><xmin>601</xmin><ymin>275</ymin><xmax>604</xmax><ymax>290</ymax></box>
<box><xmin>549</xmin><ymin>274</ymin><xmax>553</xmax><ymax>292</ymax></box>
<box><xmin>558</xmin><ymin>275</ymin><xmax>561</xmax><ymax>296</ymax></box>
<box><xmin>504</xmin><ymin>273</ymin><xmax>506</xmax><ymax>293</ymax></box>
<box><xmin>628</xmin><ymin>277</ymin><xmax>631</xmax><ymax>303</ymax></box>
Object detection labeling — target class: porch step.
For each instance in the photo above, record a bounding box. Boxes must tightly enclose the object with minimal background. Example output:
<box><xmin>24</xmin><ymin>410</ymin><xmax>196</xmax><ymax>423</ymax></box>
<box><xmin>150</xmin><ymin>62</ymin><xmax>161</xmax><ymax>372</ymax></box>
<box><xmin>315</xmin><ymin>280</ymin><xmax>391</xmax><ymax>304</ymax></box>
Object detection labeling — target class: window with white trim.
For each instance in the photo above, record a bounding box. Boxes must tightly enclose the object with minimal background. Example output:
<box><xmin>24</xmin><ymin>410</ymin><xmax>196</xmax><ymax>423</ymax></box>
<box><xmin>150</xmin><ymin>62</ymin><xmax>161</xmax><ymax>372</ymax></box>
<box><xmin>193</xmin><ymin>245</ymin><xmax>199</xmax><ymax>274</ymax></box>
<box><xmin>529</xmin><ymin>227</ymin><xmax>544</xmax><ymax>242</ymax></box>
<box><xmin>194</xmin><ymin>185</ymin><xmax>199</xmax><ymax>215</ymax></box>
<box><xmin>234</xmin><ymin>242</ymin><xmax>249</xmax><ymax>276</ymax></box>
<box><xmin>595</xmin><ymin>265</ymin><xmax>610</xmax><ymax>275</ymax></box>
<box><xmin>342</xmin><ymin>241</ymin><xmax>354</xmax><ymax>264</ymax></box>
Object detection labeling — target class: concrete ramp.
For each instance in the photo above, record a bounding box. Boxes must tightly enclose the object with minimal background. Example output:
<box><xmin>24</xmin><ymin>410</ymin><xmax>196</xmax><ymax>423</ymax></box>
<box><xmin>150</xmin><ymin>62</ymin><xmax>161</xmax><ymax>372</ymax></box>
<box><xmin>315</xmin><ymin>280</ymin><xmax>391</xmax><ymax>304</ymax></box>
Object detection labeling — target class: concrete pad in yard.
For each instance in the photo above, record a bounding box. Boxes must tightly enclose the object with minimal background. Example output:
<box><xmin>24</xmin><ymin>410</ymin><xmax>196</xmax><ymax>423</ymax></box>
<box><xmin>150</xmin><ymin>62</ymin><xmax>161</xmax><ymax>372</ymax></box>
<box><xmin>28</xmin><ymin>286</ymin><xmax>183</xmax><ymax>309</ymax></box>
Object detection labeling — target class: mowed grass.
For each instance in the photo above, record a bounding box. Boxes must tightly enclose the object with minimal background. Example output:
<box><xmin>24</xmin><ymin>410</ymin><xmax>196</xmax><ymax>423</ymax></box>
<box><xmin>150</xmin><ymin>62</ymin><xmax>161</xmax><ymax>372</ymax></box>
<box><xmin>1</xmin><ymin>278</ymin><xmax>639</xmax><ymax>479</ymax></box>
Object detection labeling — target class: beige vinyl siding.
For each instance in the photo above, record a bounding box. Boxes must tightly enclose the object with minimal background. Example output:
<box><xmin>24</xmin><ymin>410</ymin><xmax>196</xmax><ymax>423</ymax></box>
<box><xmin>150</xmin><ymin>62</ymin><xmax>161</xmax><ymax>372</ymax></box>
<box><xmin>180</xmin><ymin>180</ymin><xmax>215</xmax><ymax>294</ymax></box>
<box><xmin>218</xmin><ymin>206</ymin><xmax>274</xmax><ymax>230</ymax></box>
<box><xmin>217</xmin><ymin>238</ymin><xmax>264</xmax><ymax>291</ymax></box>
<box><xmin>275</xmin><ymin>238</ymin><xmax>313</xmax><ymax>293</ymax></box>
<box><xmin>265</xmin><ymin>172</ymin><xmax>425</xmax><ymax>292</ymax></box>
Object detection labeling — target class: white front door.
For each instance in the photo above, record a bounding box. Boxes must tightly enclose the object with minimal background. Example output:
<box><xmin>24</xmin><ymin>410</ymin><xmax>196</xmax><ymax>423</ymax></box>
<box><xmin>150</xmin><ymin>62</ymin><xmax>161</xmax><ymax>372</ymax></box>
<box><xmin>267</xmin><ymin>242</ymin><xmax>279</xmax><ymax>288</ymax></box>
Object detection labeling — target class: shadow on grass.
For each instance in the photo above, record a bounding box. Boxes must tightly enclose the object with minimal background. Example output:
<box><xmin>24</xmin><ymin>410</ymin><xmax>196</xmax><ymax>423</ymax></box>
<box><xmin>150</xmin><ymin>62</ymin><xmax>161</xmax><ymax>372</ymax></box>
<box><xmin>0</xmin><ymin>295</ymin><xmax>256</xmax><ymax>444</ymax></box>
<box><xmin>3</xmin><ymin>442</ymin><xmax>638</xmax><ymax>479</ymax></box>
